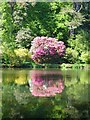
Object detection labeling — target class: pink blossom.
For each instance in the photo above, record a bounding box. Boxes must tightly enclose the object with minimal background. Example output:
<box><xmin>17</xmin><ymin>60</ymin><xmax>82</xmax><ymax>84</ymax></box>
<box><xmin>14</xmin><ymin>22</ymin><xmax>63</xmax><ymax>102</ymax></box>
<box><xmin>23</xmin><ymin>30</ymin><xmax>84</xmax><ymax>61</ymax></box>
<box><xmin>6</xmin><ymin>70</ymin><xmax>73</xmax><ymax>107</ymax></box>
<box><xmin>30</xmin><ymin>36</ymin><xmax>65</xmax><ymax>63</ymax></box>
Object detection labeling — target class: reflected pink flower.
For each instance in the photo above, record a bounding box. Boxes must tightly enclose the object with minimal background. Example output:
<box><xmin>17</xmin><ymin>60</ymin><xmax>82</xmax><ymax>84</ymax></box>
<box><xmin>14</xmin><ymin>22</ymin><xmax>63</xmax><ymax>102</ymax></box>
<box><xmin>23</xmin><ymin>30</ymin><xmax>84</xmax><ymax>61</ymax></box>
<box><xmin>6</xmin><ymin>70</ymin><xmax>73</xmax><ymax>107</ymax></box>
<box><xmin>29</xmin><ymin>70</ymin><xmax>64</xmax><ymax>97</ymax></box>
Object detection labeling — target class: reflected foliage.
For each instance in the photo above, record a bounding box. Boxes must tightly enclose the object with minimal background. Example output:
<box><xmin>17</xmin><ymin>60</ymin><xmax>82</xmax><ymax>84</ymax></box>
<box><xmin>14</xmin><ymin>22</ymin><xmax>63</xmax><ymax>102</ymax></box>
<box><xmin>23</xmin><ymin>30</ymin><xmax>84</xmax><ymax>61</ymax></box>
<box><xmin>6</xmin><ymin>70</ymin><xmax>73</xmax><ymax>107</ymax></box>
<box><xmin>1</xmin><ymin>68</ymin><xmax>90</xmax><ymax>119</ymax></box>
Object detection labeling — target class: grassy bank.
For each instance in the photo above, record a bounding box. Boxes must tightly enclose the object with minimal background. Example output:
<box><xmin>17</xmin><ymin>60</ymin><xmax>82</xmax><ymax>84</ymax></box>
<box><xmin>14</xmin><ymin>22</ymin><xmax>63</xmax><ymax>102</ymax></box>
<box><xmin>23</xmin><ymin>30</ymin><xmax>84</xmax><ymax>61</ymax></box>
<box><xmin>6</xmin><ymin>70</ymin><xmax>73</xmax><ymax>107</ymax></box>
<box><xmin>1</xmin><ymin>63</ymin><xmax>90</xmax><ymax>70</ymax></box>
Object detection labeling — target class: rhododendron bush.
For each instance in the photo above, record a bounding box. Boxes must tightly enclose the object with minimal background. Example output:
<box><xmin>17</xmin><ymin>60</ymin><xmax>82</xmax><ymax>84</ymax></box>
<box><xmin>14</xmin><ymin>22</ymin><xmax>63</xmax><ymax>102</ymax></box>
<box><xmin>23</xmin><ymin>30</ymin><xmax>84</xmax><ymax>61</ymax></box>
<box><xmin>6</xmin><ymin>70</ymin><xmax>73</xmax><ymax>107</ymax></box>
<box><xmin>30</xmin><ymin>37</ymin><xmax>65</xmax><ymax>64</ymax></box>
<box><xmin>28</xmin><ymin>70</ymin><xmax>64</xmax><ymax>97</ymax></box>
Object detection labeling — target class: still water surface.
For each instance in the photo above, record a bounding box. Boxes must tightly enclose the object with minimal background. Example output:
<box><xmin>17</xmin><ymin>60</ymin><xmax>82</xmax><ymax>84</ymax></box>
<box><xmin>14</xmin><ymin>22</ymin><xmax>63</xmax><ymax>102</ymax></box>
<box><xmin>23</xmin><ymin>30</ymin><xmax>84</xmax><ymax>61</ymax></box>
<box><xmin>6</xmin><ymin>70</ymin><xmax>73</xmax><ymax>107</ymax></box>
<box><xmin>0</xmin><ymin>68</ymin><xmax>90</xmax><ymax>119</ymax></box>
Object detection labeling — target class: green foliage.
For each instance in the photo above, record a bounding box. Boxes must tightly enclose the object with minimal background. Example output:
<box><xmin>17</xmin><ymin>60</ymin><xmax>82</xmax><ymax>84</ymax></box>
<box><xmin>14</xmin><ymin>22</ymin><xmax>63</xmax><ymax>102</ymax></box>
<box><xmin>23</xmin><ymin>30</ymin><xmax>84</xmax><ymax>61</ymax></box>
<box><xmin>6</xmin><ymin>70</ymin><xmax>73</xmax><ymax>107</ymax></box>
<box><xmin>66</xmin><ymin>30</ymin><xmax>89</xmax><ymax>63</ymax></box>
<box><xmin>2</xmin><ymin>47</ymin><xmax>31</xmax><ymax>67</ymax></box>
<box><xmin>1</xmin><ymin>3</ymin><xmax>16</xmax><ymax>48</ymax></box>
<box><xmin>13</xmin><ymin>2</ymin><xmax>74</xmax><ymax>41</ymax></box>
<box><xmin>15</xmin><ymin>28</ymin><xmax>34</xmax><ymax>48</ymax></box>
<box><xmin>65</xmin><ymin>48</ymin><xmax>79</xmax><ymax>63</ymax></box>
<box><xmin>1</xmin><ymin>2</ymin><xmax>90</xmax><ymax>66</ymax></box>
<box><xmin>80</xmin><ymin>51</ymin><xmax>90</xmax><ymax>64</ymax></box>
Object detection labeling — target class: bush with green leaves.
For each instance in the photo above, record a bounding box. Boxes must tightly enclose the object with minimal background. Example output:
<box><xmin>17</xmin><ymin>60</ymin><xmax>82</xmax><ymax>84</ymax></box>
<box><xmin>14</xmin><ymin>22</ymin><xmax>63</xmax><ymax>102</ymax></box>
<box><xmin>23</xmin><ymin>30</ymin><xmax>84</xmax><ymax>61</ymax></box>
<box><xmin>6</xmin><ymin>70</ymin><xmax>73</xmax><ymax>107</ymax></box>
<box><xmin>66</xmin><ymin>30</ymin><xmax>90</xmax><ymax>63</ymax></box>
<box><xmin>65</xmin><ymin>48</ymin><xmax>79</xmax><ymax>64</ymax></box>
<box><xmin>2</xmin><ymin>47</ymin><xmax>31</xmax><ymax>67</ymax></box>
<box><xmin>80</xmin><ymin>51</ymin><xmax>90</xmax><ymax>64</ymax></box>
<box><xmin>1</xmin><ymin>2</ymin><xmax>90</xmax><ymax>66</ymax></box>
<box><xmin>15</xmin><ymin>28</ymin><xmax>34</xmax><ymax>48</ymax></box>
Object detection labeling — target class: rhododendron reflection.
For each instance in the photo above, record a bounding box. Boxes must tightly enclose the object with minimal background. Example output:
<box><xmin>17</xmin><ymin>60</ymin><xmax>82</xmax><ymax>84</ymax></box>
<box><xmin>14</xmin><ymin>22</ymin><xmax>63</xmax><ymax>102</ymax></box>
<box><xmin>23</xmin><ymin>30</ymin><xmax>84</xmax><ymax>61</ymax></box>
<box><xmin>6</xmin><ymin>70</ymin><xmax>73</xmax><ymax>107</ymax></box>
<box><xmin>30</xmin><ymin>36</ymin><xmax>65</xmax><ymax>63</ymax></box>
<box><xmin>28</xmin><ymin>70</ymin><xmax>64</xmax><ymax>97</ymax></box>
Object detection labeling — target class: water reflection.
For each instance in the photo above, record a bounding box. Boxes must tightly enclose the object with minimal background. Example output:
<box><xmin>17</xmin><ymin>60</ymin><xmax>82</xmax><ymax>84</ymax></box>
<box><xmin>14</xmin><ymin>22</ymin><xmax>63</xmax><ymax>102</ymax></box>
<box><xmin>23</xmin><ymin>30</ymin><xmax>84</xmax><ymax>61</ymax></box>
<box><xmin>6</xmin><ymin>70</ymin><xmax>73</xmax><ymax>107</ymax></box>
<box><xmin>0</xmin><ymin>69</ymin><xmax>2</xmax><ymax>120</ymax></box>
<box><xmin>29</xmin><ymin>70</ymin><xmax>64</xmax><ymax>97</ymax></box>
<box><xmin>2</xmin><ymin>69</ymin><xmax>28</xmax><ymax>85</ymax></box>
<box><xmin>1</xmin><ymin>68</ymin><xmax>90</xmax><ymax>119</ymax></box>
<box><xmin>15</xmin><ymin>70</ymin><xmax>28</xmax><ymax>85</ymax></box>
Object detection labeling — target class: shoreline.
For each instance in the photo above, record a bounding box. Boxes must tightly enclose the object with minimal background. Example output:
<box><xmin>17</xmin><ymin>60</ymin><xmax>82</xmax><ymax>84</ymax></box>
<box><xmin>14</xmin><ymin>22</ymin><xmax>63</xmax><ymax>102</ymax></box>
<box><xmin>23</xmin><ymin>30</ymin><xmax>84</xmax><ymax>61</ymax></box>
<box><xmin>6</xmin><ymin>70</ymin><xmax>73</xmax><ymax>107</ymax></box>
<box><xmin>1</xmin><ymin>64</ymin><xmax>90</xmax><ymax>70</ymax></box>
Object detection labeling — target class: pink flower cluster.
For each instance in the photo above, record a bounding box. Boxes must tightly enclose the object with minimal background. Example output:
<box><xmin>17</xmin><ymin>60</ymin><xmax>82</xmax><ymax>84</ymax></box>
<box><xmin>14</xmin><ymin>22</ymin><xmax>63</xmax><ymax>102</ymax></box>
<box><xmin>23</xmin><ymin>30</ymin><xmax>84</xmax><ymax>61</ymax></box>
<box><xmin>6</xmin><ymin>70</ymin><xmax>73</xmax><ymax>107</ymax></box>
<box><xmin>30</xmin><ymin>36</ymin><xmax>65</xmax><ymax>63</ymax></box>
<box><xmin>29</xmin><ymin>70</ymin><xmax>64</xmax><ymax>97</ymax></box>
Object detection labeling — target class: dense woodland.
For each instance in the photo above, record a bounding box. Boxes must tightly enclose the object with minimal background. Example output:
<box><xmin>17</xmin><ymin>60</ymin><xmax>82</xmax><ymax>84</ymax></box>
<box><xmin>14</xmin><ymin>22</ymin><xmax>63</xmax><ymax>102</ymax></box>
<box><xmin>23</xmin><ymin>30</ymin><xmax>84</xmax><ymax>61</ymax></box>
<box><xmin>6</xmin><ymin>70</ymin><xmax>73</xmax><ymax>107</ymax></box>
<box><xmin>0</xmin><ymin>2</ymin><xmax>90</xmax><ymax>67</ymax></box>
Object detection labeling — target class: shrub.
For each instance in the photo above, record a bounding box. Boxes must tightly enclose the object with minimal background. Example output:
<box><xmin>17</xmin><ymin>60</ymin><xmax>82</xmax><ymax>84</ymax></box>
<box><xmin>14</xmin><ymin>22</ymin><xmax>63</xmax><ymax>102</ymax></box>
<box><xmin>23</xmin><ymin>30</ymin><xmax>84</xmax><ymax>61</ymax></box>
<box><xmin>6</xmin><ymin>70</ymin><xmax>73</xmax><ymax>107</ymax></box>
<box><xmin>0</xmin><ymin>48</ymin><xmax>2</xmax><ymax>57</ymax></box>
<box><xmin>66</xmin><ymin>30</ymin><xmax>89</xmax><ymax>63</ymax></box>
<box><xmin>15</xmin><ymin>28</ymin><xmax>34</xmax><ymax>48</ymax></box>
<box><xmin>65</xmin><ymin>48</ymin><xmax>79</xmax><ymax>63</ymax></box>
<box><xmin>2</xmin><ymin>47</ymin><xmax>31</xmax><ymax>67</ymax></box>
<box><xmin>80</xmin><ymin>51</ymin><xmax>90</xmax><ymax>64</ymax></box>
<box><xmin>30</xmin><ymin>36</ymin><xmax>65</xmax><ymax>64</ymax></box>
<box><xmin>14</xmin><ymin>48</ymin><xmax>31</xmax><ymax>66</ymax></box>
<box><xmin>14</xmin><ymin>48</ymin><xmax>28</xmax><ymax>58</ymax></box>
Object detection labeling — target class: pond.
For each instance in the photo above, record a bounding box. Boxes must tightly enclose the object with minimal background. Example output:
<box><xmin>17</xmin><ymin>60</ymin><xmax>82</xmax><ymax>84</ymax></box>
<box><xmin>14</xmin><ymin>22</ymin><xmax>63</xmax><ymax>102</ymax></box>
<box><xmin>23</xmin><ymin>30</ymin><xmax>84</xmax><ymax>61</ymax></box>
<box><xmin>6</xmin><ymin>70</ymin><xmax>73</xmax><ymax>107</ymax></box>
<box><xmin>0</xmin><ymin>68</ymin><xmax>90</xmax><ymax>119</ymax></box>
